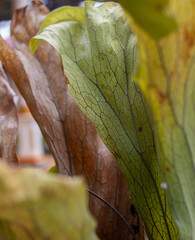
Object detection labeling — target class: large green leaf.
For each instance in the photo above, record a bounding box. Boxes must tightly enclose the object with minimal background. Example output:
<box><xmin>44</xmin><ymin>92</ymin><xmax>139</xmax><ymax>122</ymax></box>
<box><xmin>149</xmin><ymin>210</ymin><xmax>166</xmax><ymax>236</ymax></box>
<box><xmin>96</xmin><ymin>0</ymin><xmax>177</xmax><ymax>39</ymax></box>
<box><xmin>129</xmin><ymin>1</ymin><xmax>195</xmax><ymax>239</ymax></box>
<box><xmin>0</xmin><ymin>163</ymin><xmax>98</xmax><ymax>240</ymax></box>
<box><xmin>30</xmin><ymin>2</ymin><xmax>178</xmax><ymax>239</ymax></box>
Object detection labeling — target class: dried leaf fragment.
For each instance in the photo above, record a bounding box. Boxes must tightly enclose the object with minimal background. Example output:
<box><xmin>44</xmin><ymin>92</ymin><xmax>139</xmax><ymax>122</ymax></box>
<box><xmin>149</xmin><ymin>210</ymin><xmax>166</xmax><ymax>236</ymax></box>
<box><xmin>0</xmin><ymin>35</ymin><xmax>70</xmax><ymax>174</ymax></box>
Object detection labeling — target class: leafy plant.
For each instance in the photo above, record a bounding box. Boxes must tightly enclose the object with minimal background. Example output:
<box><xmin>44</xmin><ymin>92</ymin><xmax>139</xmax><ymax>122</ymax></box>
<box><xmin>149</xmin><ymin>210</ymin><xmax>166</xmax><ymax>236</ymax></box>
<box><xmin>0</xmin><ymin>0</ymin><xmax>194</xmax><ymax>239</ymax></box>
<box><xmin>0</xmin><ymin>1</ymin><xmax>140</xmax><ymax>240</ymax></box>
<box><xmin>30</xmin><ymin>1</ymin><xmax>178</xmax><ymax>240</ymax></box>
<box><xmin>30</xmin><ymin>0</ymin><xmax>195</xmax><ymax>240</ymax></box>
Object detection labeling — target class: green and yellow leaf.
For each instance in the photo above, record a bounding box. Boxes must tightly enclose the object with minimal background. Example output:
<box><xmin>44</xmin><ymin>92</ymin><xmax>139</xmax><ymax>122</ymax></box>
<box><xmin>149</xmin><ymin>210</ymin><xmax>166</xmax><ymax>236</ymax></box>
<box><xmin>30</xmin><ymin>2</ymin><xmax>178</xmax><ymax>239</ymax></box>
<box><xmin>130</xmin><ymin>1</ymin><xmax>195</xmax><ymax>239</ymax></box>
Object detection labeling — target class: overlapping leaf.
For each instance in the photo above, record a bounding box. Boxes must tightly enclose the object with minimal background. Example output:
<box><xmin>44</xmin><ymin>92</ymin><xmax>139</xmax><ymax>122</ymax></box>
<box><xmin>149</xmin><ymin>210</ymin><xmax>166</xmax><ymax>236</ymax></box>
<box><xmin>0</xmin><ymin>61</ymin><xmax>18</xmax><ymax>165</ymax></box>
<box><xmin>127</xmin><ymin>1</ymin><xmax>195</xmax><ymax>239</ymax></box>
<box><xmin>96</xmin><ymin>0</ymin><xmax>177</xmax><ymax>39</ymax></box>
<box><xmin>30</xmin><ymin>2</ymin><xmax>178</xmax><ymax>239</ymax></box>
<box><xmin>0</xmin><ymin>162</ymin><xmax>98</xmax><ymax>240</ymax></box>
<box><xmin>0</xmin><ymin>2</ymin><xmax>138</xmax><ymax>239</ymax></box>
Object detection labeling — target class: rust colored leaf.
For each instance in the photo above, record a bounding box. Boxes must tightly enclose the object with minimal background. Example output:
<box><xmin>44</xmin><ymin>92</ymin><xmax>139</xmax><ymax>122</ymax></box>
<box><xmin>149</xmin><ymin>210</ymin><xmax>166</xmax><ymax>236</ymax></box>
<box><xmin>0</xmin><ymin>1</ymin><xmax>145</xmax><ymax>239</ymax></box>
<box><xmin>0</xmin><ymin>61</ymin><xmax>18</xmax><ymax>165</ymax></box>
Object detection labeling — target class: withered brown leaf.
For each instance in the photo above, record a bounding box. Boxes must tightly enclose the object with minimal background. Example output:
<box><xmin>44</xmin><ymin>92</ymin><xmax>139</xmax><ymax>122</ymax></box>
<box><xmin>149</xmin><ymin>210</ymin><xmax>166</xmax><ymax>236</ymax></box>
<box><xmin>0</xmin><ymin>35</ymin><xmax>71</xmax><ymax>174</ymax></box>
<box><xmin>0</xmin><ymin>1</ymin><xmax>145</xmax><ymax>239</ymax></box>
<box><xmin>0</xmin><ymin>61</ymin><xmax>18</xmax><ymax>165</ymax></box>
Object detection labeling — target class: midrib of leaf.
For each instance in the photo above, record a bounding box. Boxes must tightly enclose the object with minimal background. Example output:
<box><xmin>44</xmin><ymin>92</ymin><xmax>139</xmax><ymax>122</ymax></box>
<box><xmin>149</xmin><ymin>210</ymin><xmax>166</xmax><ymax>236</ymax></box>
<box><xmin>30</xmin><ymin>2</ymin><xmax>178</xmax><ymax>239</ymax></box>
